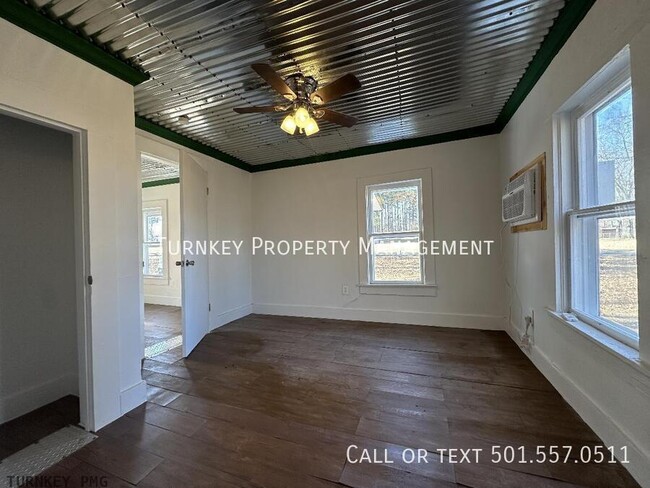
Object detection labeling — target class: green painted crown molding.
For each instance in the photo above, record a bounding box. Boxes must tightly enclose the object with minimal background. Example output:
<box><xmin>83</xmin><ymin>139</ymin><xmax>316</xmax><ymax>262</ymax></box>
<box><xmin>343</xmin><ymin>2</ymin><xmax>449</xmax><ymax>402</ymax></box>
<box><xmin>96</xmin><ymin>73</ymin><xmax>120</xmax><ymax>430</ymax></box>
<box><xmin>494</xmin><ymin>0</ymin><xmax>597</xmax><ymax>130</ymax></box>
<box><xmin>250</xmin><ymin>124</ymin><xmax>499</xmax><ymax>172</ymax></box>
<box><xmin>2</xmin><ymin>0</ymin><xmax>596</xmax><ymax>172</ymax></box>
<box><xmin>0</xmin><ymin>0</ymin><xmax>148</xmax><ymax>86</ymax></box>
<box><xmin>142</xmin><ymin>178</ymin><xmax>179</xmax><ymax>189</ymax></box>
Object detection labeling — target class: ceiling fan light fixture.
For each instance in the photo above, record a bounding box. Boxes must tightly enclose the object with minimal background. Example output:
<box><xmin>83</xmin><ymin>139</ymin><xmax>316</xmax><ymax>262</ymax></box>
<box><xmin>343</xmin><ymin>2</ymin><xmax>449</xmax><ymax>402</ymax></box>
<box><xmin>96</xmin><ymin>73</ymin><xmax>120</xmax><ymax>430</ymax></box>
<box><xmin>234</xmin><ymin>65</ymin><xmax>361</xmax><ymax>135</ymax></box>
<box><xmin>304</xmin><ymin>117</ymin><xmax>319</xmax><ymax>136</ymax></box>
<box><xmin>294</xmin><ymin>106</ymin><xmax>310</xmax><ymax>129</ymax></box>
<box><xmin>280</xmin><ymin>114</ymin><xmax>297</xmax><ymax>134</ymax></box>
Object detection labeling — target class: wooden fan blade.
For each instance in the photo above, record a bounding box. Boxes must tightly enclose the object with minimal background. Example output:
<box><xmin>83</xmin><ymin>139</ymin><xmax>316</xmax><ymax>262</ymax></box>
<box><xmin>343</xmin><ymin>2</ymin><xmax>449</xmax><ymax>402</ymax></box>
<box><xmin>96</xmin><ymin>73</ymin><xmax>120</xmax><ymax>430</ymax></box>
<box><xmin>311</xmin><ymin>73</ymin><xmax>361</xmax><ymax>104</ymax></box>
<box><xmin>319</xmin><ymin>108</ymin><xmax>357</xmax><ymax>128</ymax></box>
<box><xmin>233</xmin><ymin>106</ymin><xmax>281</xmax><ymax>113</ymax></box>
<box><xmin>252</xmin><ymin>63</ymin><xmax>296</xmax><ymax>100</ymax></box>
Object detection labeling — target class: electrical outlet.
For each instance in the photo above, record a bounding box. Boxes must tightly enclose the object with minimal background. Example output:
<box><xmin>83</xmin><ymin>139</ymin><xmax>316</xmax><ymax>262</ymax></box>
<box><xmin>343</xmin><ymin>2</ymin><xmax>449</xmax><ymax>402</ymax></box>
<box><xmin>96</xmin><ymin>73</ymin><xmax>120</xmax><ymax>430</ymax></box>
<box><xmin>342</xmin><ymin>285</ymin><xmax>350</xmax><ymax>296</ymax></box>
<box><xmin>521</xmin><ymin>309</ymin><xmax>535</xmax><ymax>352</ymax></box>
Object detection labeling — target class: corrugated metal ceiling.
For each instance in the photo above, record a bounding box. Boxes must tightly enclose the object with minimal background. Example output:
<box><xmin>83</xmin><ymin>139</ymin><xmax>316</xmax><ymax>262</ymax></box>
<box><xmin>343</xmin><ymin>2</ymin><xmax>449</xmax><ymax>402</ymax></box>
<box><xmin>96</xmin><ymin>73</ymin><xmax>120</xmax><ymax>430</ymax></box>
<box><xmin>141</xmin><ymin>152</ymin><xmax>179</xmax><ymax>182</ymax></box>
<box><xmin>29</xmin><ymin>0</ymin><xmax>565</xmax><ymax>165</ymax></box>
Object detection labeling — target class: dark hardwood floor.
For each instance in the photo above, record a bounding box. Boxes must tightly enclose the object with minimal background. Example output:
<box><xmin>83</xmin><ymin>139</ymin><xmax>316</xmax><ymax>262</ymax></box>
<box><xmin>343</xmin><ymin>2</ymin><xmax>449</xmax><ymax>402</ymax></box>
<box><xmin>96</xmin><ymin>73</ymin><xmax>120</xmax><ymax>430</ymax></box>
<box><xmin>39</xmin><ymin>315</ymin><xmax>639</xmax><ymax>487</ymax></box>
<box><xmin>0</xmin><ymin>395</ymin><xmax>79</xmax><ymax>460</ymax></box>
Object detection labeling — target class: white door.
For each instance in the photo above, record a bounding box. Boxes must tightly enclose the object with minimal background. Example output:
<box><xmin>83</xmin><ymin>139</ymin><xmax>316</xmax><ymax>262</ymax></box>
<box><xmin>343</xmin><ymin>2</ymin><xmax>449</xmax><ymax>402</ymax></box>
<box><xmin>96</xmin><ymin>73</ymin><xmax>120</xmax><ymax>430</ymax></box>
<box><xmin>180</xmin><ymin>153</ymin><xmax>209</xmax><ymax>357</ymax></box>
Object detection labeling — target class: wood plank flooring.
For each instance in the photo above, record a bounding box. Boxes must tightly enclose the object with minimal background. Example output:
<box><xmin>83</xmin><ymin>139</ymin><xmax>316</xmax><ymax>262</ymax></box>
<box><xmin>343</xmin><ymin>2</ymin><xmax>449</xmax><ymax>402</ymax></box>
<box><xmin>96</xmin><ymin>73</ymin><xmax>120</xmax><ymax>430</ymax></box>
<box><xmin>39</xmin><ymin>315</ymin><xmax>640</xmax><ymax>487</ymax></box>
<box><xmin>144</xmin><ymin>304</ymin><xmax>182</xmax><ymax>349</ymax></box>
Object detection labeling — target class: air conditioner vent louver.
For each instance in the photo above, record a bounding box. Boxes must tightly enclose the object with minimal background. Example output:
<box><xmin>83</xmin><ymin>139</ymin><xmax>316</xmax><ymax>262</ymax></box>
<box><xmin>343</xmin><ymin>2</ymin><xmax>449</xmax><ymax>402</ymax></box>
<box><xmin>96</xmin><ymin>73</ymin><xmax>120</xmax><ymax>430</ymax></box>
<box><xmin>502</xmin><ymin>165</ymin><xmax>541</xmax><ymax>225</ymax></box>
<box><xmin>503</xmin><ymin>189</ymin><xmax>525</xmax><ymax>221</ymax></box>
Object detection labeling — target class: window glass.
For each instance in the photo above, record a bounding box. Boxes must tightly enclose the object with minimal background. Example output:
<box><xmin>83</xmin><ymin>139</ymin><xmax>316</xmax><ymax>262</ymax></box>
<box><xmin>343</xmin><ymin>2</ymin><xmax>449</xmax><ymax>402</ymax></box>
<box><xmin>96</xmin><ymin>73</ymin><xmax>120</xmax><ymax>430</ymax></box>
<box><xmin>144</xmin><ymin>245</ymin><xmax>163</xmax><ymax>277</ymax></box>
<box><xmin>597</xmin><ymin>214</ymin><xmax>638</xmax><ymax>333</ymax></box>
<box><xmin>143</xmin><ymin>207</ymin><xmax>164</xmax><ymax>278</ymax></box>
<box><xmin>145</xmin><ymin>212</ymin><xmax>163</xmax><ymax>242</ymax></box>
<box><xmin>594</xmin><ymin>88</ymin><xmax>634</xmax><ymax>204</ymax></box>
<box><xmin>366</xmin><ymin>180</ymin><xmax>423</xmax><ymax>283</ymax></box>
<box><xmin>369</xmin><ymin>184</ymin><xmax>420</xmax><ymax>234</ymax></box>
<box><xmin>371</xmin><ymin>236</ymin><xmax>421</xmax><ymax>283</ymax></box>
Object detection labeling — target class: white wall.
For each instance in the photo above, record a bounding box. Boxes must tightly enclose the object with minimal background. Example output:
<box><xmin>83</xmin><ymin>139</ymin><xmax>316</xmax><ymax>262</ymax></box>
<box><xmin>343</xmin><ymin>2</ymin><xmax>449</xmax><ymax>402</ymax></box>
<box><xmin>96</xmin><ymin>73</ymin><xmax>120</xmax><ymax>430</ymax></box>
<box><xmin>498</xmin><ymin>1</ymin><xmax>650</xmax><ymax>484</ymax></box>
<box><xmin>142</xmin><ymin>184</ymin><xmax>182</xmax><ymax>307</ymax></box>
<box><xmin>251</xmin><ymin>136</ymin><xmax>505</xmax><ymax>329</ymax></box>
<box><xmin>136</xmin><ymin>133</ymin><xmax>253</xmax><ymax>330</ymax></box>
<box><xmin>0</xmin><ymin>19</ymin><xmax>144</xmax><ymax>430</ymax></box>
<box><xmin>0</xmin><ymin>114</ymin><xmax>78</xmax><ymax>423</ymax></box>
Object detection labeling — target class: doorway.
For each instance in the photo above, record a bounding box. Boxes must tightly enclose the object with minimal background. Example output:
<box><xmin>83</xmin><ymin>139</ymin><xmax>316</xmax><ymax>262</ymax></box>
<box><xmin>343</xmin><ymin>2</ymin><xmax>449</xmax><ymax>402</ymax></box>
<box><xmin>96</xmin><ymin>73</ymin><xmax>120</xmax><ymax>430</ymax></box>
<box><xmin>140</xmin><ymin>153</ymin><xmax>183</xmax><ymax>361</ymax></box>
<box><xmin>138</xmin><ymin>144</ymin><xmax>211</xmax><ymax>365</ymax></box>
<box><xmin>0</xmin><ymin>109</ymin><xmax>92</xmax><ymax>454</ymax></box>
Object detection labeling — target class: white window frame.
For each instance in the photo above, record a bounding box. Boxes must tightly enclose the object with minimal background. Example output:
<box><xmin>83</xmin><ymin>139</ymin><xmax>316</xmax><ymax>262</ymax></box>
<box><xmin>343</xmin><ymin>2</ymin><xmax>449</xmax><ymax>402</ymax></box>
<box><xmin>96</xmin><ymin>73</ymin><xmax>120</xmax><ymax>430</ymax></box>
<box><xmin>567</xmin><ymin>203</ymin><xmax>637</xmax><ymax>347</ymax></box>
<box><xmin>556</xmin><ymin>48</ymin><xmax>638</xmax><ymax>349</ymax></box>
<box><xmin>142</xmin><ymin>199</ymin><xmax>169</xmax><ymax>283</ymax></box>
<box><xmin>367</xmin><ymin>178</ymin><xmax>424</xmax><ymax>285</ymax></box>
<box><xmin>357</xmin><ymin>168</ymin><xmax>437</xmax><ymax>297</ymax></box>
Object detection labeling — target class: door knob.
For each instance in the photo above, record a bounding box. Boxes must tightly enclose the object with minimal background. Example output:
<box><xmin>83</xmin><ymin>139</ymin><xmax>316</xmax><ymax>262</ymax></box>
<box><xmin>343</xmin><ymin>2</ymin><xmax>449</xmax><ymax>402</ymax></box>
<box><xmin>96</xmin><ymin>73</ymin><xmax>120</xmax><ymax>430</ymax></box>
<box><xmin>185</xmin><ymin>259</ymin><xmax>195</xmax><ymax>266</ymax></box>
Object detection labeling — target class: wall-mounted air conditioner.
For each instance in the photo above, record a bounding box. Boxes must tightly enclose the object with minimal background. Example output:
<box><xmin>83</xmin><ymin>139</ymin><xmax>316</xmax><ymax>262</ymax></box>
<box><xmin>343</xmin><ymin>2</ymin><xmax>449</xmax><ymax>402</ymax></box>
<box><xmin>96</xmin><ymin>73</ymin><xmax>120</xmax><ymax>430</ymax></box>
<box><xmin>502</xmin><ymin>164</ymin><xmax>541</xmax><ymax>225</ymax></box>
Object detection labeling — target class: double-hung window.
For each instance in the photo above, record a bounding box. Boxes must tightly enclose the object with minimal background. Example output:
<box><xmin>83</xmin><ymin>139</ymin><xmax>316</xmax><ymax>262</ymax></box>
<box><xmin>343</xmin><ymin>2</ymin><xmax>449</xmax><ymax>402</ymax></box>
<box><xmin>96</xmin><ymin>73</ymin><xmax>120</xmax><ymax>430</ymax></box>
<box><xmin>357</xmin><ymin>169</ymin><xmax>436</xmax><ymax>296</ymax></box>
<box><xmin>567</xmin><ymin>75</ymin><xmax>638</xmax><ymax>346</ymax></box>
<box><xmin>367</xmin><ymin>179</ymin><xmax>423</xmax><ymax>283</ymax></box>
<box><xmin>143</xmin><ymin>202</ymin><xmax>167</xmax><ymax>279</ymax></box>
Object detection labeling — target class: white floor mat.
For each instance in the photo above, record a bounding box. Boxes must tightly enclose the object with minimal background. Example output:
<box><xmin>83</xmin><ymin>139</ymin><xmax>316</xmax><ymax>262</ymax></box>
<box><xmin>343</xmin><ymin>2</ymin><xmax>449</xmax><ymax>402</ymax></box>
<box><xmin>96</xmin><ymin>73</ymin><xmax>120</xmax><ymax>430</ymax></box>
<box><xmin>144</xmin><ymin>334</ymin><xmax>182</xmax><ymax>358</ymax></box>
<box><xmin>0</xmin><ymin>425</ymin><xmax>96</xmax><ymax>488</ymax></box>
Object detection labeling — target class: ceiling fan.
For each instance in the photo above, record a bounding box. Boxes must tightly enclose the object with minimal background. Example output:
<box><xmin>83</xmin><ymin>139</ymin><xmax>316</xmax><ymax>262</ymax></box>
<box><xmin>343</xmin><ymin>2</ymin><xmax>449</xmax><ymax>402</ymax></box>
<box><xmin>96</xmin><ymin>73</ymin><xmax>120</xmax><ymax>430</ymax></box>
<box><xmin>233</xmin><ymin>63</ymin><xmax>361</xmax><ymax>136</ymax></box>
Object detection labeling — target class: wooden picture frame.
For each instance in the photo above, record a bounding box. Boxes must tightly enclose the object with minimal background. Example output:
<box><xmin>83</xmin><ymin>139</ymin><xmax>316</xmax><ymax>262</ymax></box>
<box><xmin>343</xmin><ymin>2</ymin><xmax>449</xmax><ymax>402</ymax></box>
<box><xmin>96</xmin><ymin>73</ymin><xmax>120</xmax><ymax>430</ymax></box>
<box><xmin>510</xmin><ymin>153</ymin><xmax>547</xmax><ymax>233</ymax></box>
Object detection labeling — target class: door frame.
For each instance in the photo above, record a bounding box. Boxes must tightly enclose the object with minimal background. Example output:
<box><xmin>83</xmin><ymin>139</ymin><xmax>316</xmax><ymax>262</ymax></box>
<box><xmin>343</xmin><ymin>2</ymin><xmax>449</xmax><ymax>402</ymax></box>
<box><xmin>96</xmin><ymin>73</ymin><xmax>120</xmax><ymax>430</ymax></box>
<box><xmin>0</xmin><ymin>104</ymin><xmax>94</xmax><ymax>430</ymax></box>
<box><xmin>137</xmin><ymin>147</ymin><xmax>182</xmax><ymax>362</ymax></box>
<box><xmin>135</xmin><ymin>134</ymin><xmax>212</xmax><ymax>359</ymax></box>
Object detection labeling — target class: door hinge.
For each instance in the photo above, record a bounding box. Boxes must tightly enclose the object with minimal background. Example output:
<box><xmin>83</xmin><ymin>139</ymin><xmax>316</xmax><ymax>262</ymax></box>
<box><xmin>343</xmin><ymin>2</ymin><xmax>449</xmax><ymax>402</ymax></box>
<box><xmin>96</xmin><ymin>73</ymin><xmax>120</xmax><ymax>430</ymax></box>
<box><xmin>208</xmin><ymin>303</ymin><xmax>211</xmax><ymax>312</ymax></box>
<box><xmin>206</xmin><ymin>187</ymin><xmax>209</xmax><ymax>195</ymax></box>
<box><xmin>87</xmin><ymin>275</ymin><xmax>93</xmax><ymax>286</ymax></box>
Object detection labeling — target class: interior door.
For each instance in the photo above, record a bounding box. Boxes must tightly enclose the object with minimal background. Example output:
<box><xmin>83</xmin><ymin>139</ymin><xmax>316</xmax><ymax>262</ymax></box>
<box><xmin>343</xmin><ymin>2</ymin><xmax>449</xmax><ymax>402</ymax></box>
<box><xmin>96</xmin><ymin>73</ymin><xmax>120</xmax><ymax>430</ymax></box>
<box><xmin>180</xmin><ymin>153</ymin><xmax>209</xmax><ymax>357</ymax></box>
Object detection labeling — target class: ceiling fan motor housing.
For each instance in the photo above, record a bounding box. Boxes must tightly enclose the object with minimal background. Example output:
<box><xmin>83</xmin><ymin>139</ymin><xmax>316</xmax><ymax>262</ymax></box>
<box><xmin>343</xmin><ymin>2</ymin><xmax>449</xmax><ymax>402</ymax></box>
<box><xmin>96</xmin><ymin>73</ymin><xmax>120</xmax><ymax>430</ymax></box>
<box><xmin>232</xmin><ymin>64</ymin><xmax>359</xmax><ymax>131</ymax></box>
<box><xmin>285</xmin><ymin>73</ymin><xmax>319</xmax><ymax>100</ymax></box>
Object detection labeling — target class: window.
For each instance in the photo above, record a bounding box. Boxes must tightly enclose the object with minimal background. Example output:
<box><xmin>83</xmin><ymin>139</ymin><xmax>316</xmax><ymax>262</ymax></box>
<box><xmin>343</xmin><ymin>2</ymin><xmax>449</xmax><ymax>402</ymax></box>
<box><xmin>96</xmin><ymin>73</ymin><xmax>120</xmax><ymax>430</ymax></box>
<box><xmin>143</xmin><ymin>202</ymin><xmax>167</xmax><ymax>279</ymax></box>
<box><xmin>568</xmin><ymin>77</ymin><xmax>638</xmax><ymax>346</ymax></box>
<box><xmin>357</xmin><ymin>169</ymin><xmax>436</xmax><ymax>296</ymax></box>
<box><xmin>367</xmin><ymin>180</ymin><xmax>423</xmax><ymax>283</ymax></box>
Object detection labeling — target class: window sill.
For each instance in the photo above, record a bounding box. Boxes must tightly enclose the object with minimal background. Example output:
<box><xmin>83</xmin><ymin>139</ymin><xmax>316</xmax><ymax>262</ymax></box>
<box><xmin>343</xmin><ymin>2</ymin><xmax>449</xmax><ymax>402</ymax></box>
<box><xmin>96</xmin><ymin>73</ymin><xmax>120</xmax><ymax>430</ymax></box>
<box><xmin>144</xmin><ymin>276</ymin><xmax>170</xmax><ymax>286</ymax></box>
<box><xmin>547</xmin><ymin>309</ymin><xmax>646</xmax><ymax>374</ymax></box>
<box><xmin>359</xmin><ymin>284</ymin><xmax>437</xmax><ymax>297</ymax></box>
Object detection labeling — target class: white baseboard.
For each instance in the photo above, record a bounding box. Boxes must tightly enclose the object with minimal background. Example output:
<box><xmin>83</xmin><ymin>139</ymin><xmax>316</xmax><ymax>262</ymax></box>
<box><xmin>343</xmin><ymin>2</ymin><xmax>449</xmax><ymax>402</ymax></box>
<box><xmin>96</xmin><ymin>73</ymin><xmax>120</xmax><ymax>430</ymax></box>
<box><xmin>252</xmin><ymin>303</ymin><xmax>505</xmax><ymax>330</ymax></box>
<box><xmin>0</xmin><ymin>373</ymin><xmax>78</xmax><ymax>424</ymax></box>
<box><xmin>144</xmin><ymin>295</ymin><xmax>181</xmax><ymax>307</ymax></box>
<box><xmin>211</xmin><ymin>303</ymin><xmax>253</xmax><ymax>330</ymax></box>
<box><xmin>120</xmin><ymin>380</ymin><xmax>147</xmax><ymax>415</ymax></box>
<box><xmin>505</xmin><ymin>321</ymin><xmax>650</xmax><ymax>487</ymax></box>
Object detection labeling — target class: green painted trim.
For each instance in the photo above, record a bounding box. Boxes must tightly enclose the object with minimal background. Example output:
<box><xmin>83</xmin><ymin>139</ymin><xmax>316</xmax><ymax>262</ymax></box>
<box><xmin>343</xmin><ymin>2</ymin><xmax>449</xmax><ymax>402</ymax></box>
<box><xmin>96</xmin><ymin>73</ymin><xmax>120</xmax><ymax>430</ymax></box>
<box><xmin>0</xmin><ymin>0</ymin><xmax>148</xmax><ymax>86</ymax></box>
<box><xmin>135</xmin><ymin>116</ymin><xmax>252</xmax><ymax>172</ymax></box>
<box><xmin>494</xmin><ymin>0</ymin><xmax>596</xmax><ymax>130</ymax></box>
<box><xmin>142</xmin><ymin>178</ymin><xmax>179</xmax><ymax>188</ymax></box>
<box><xmin>250</xmin><ymin>124</ymin><xmax>499</xmax><ymax>172</ymax></box>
